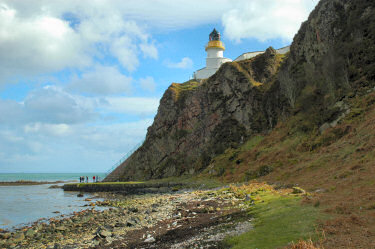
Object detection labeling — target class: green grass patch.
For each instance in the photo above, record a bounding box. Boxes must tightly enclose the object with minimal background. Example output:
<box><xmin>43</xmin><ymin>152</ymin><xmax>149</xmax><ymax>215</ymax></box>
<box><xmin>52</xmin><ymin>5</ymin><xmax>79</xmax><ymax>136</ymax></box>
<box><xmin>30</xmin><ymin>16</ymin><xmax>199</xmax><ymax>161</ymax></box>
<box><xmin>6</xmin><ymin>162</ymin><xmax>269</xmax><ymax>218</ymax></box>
<box><xmin>146</xmin><ymin>176</ymin><xmax>224</xmax><ymax>189</ymax></box>
<box><xmin>224</xmin><ymin>192</ymin><xmax>322</xmax><ymax>249</ymax></box>
<box><xmin>170</xmin><ymin>80</ymin><xmax>202</xmax><ymax>101</ymax></box>
<box><xmin>241</xmin><ymin>135</ymin><xmax>264</xmax><ymax>150</ymax></box>
<box><xmin>68</xmin><ymin>181</ymin><xmax>144</xmax><ymax>187</ymax></box>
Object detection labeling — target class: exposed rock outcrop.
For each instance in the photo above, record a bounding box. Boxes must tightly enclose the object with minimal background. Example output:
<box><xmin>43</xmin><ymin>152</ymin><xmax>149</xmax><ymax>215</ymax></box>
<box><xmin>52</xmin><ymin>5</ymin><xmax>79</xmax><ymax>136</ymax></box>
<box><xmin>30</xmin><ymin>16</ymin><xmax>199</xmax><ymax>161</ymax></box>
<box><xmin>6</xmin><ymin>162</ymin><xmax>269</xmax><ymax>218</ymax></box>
<box><xmin>106</xmin><ymin>0</ymin><xmax>375</xmax><ymax>181</ymax></box>
<box><xmin>106</xmin><ymin>48</ymin><xmax>289</xmax><ymax>181</ymax></box>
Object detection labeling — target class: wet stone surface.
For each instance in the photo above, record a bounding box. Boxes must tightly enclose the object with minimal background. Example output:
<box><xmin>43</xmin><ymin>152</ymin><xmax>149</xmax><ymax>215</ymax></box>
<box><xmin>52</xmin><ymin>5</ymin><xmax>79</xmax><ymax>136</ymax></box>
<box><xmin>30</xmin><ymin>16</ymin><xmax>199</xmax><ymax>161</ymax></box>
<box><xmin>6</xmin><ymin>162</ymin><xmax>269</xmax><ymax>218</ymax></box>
<box><xmin>0</xmin><ymin>189</ymin><xmax>253</xmax><ymax>249</ymax></box>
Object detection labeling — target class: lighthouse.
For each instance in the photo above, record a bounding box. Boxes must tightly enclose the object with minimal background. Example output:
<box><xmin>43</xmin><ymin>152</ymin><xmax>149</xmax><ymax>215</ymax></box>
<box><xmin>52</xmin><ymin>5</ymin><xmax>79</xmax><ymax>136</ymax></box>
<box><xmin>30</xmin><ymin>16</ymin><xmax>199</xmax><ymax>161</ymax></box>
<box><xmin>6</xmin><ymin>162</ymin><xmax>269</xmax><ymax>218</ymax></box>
<box><xmin>194</xmin><ymin>29</ymin><xmax>232</xmax><ymax>80</ymax></box>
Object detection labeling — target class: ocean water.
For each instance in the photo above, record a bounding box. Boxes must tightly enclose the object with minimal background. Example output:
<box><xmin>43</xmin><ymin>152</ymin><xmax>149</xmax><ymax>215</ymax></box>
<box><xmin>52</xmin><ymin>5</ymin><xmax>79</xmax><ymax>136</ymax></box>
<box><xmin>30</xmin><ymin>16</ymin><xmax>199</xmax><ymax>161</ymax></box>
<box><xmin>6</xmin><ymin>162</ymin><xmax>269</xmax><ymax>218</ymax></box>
<box><xmin>0</xmin><ymin>173</ymin><xmax>106</xmax><ymax>182</ymax></box>
<box><xmin>0</xmin><ymin>173</ymin><xmax>106</xmax><ymax>230</ymax></box>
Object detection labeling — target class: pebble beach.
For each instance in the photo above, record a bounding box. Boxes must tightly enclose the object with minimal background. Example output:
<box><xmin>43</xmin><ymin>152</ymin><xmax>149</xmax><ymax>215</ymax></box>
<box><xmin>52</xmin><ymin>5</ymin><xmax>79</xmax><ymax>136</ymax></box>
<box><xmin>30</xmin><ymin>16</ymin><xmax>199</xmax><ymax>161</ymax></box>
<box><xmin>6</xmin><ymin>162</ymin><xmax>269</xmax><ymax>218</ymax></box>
<box><xmin>0</xmin><ymin>187</ymin><xmax>253</xmax><ymax>249</ymax></box>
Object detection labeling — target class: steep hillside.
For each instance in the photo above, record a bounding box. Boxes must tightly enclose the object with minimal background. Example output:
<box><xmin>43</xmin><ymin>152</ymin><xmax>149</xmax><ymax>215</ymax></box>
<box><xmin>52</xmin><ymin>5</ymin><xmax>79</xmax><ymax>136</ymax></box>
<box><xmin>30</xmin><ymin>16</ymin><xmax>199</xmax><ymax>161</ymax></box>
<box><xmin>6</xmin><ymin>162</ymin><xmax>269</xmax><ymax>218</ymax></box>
<box><xmin>204</xmin><ymin>89</ymin><xmax>375</xmax><ymax>248</ymax></box>
<box><xmin>106</xmin><ymin>0</ymin><xmax>375</xmax><ymax>182</ymax></box>
<box><xmin>106</xmin><ymin>48</ymin><xmax>288</xmax><ymax>181</ymax></box>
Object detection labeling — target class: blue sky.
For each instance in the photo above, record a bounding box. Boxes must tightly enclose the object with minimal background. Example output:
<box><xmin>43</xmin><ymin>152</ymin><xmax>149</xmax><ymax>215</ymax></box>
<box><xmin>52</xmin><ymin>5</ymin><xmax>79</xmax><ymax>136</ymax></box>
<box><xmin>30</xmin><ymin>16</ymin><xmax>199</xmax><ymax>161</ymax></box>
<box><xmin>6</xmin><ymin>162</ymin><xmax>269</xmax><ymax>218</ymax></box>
<box><xmin>0</xmin><ymin>0</ymin><xmax>318</xmax><ymax>173</ymax></box>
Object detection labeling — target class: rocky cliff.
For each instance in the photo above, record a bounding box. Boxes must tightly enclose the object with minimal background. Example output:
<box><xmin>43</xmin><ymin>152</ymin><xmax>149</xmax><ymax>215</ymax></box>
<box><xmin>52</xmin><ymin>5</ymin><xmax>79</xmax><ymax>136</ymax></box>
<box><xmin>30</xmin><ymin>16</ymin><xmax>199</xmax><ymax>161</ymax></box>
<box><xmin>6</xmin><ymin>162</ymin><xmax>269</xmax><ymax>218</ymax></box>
<box><xmin>105</xmin><ymin>0</ymin><xmax>375</xmax><ymax>181</ymax></box>
<box><xmin>106</xmin><ymin>48</ymin><xmax>288</xmax><ymax>181</ymax></box>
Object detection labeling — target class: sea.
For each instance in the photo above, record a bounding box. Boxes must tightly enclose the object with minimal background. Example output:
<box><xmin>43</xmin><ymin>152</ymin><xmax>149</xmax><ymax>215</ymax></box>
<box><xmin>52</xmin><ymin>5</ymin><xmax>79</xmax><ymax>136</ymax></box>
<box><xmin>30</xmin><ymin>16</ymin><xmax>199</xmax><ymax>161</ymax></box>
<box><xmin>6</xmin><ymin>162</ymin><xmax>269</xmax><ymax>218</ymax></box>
<box><xmin>0</xmin><ymin>173</ymin><xmax>106</xmax><ymax>231</ymax></box>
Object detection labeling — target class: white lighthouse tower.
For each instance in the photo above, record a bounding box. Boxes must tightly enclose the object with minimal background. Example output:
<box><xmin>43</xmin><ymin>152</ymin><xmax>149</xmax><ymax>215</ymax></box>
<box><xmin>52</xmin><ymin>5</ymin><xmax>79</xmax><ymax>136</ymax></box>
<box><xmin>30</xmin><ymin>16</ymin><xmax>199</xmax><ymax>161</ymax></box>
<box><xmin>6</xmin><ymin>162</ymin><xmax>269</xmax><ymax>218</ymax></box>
<box><xmin>194</xmin><ymin>29</ymin><xmax>232</xmax><ymax>80</ymax></box>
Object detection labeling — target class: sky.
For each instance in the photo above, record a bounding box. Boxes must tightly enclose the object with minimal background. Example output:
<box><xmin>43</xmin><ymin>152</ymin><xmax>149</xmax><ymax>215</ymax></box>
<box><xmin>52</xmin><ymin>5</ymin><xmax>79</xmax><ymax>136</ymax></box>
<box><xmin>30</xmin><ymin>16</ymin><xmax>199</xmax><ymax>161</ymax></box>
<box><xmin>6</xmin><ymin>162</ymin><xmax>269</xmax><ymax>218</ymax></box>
<box><xmin>0</xmin><ymin>0</ymin><xmax>319</xmax><ymax>173</ymax></box>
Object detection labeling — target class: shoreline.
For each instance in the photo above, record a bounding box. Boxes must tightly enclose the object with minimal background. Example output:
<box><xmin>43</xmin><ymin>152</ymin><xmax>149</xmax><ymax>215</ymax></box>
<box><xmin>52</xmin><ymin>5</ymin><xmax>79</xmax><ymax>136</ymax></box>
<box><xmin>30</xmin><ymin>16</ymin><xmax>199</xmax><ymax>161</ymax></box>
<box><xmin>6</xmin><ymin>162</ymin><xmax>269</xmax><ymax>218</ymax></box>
<box><xmin>0</xmin><ymin>180</ymin><xmax>77</xmax><ymax>186</ymax></box>
<box><xmin>0</xmin><ymin>182</ymin><xmax>314</xmax><ymax>249</ymax></box>
<box><xmin>0</xmin><ymin>185</ymin><xmax>251</xmax><ymax>248</ymax></box>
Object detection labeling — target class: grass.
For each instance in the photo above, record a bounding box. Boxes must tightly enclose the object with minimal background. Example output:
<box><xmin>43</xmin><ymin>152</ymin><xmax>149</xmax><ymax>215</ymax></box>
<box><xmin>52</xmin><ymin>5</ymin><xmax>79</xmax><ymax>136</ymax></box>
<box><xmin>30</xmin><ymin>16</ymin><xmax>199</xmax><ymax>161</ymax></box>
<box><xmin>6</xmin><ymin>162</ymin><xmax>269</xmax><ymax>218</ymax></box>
<box><xmin>66</xmin><ymin>181</ymin><xmax>144</xmax><ymax>188</ymax></box>
<box><xmin>224</xmin><ymin>185</ymin><xmax>323</xmax><ymax>249</ymax></box>
<box><xmin>65</xmin><ymin>176</ymin><xmax>224</xmax><ymax>190</ymax></box>
<box><xmin>169</xmin><ymin>80</ymin><xmax>202</xmax><ymax>101</ymax></box>
<box><xmin>204</xmin><ymin>92</ymin><xmax>375</xmax><ymax>247</ymax></box>
<box><xmin>146</xmin><ymin>175</ymin><xmax>224</xmax><ymax>189</ymax></box>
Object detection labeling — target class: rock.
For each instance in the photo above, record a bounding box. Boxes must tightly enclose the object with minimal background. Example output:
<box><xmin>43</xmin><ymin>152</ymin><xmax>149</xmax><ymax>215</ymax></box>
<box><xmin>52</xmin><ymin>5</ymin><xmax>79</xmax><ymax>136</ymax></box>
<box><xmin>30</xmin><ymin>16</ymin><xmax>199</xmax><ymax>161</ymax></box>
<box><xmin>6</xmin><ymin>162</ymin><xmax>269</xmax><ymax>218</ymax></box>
<box><xmin>106</xmin><ymin>43</ymin><xmax>287</xmax><ymax>181</ymax></box>
<box><xmin>128</xmin><ymin>207</ymin><xmax>138</xmax><ymax>213</ymax></box>
<box><xmin>0</xmin><ymin>232</ymin><xmax>11</xmax><ymax>239</ymax></box>
<box><xmin>105</xmin><ymin>0</ymin><xmax>375</xmax><ymax>182</ymax></box>
<box><xmin>173</xmin><ymin>212</ymin><xmax>182</xmax><ymax>219</ymax></box>
<box><xmin>319</xmin><ymin>123</ymin><xmax>331</xmax><ymax>133</ymax></box>
<box><xmin>25</xmin><ymin>229</ymin><xmax>36</xmax><ymax>238</ymax></box>
<box><xmin>53</xmin><ymin>243</ymin><xmax>61</xmax><ymax>249</ymax></box>
<box><xmin>115</xmin><ymin>222</ymin><xmax>126</xmax><ymax>227</ymax></box>
<box><xmin>55</xmin><ymin>226</ymin><xmax>66</xmax><ymax>231</ymax></box>
<box><xmin>315</xmin><ymin>188</ymin><xmax>327</xmax><ymax>193</ymax></box>
<box><xmin>81</xmin><ymin>216</ymin><xmax>90</xmax><ymax>223</ymax></box>
<box><xmin>92</xmin><ymin>240</ymin><xmax>100</xmax><ymax>246</ymax></box>
<box><xmin>126</xmin><ymin>217</ymin><xmax>140</xmax><ymax>227</ymax></box>
<box><xmin>99</xmin><ymin>229</ymin><xmax>112</xmax><ymax>238</ymax></box>
<box><xmin>292</xmin><ymin>187</ymin><xmax>306</xmax><ymax>194</ymax></box>
<box><xmin>13</xmin><ymin>232</ymin><xmax>24</xmax><ymax>242</ymax></box>
<box><xmin>144</xmin><ymin>234</ymin><xmax>155</xmax><ymax>243</ymax></box>
<box><xmin>49</xmin><ymin>185</ymin><xmax>61</xmax><ymax>189</ymax></box>
<box><xmin>84</xmin><ymin>198</ymin><xmax>92</xmax><ymax>201</ymax></box>
<box><xmin>77</xmin><ymin>193</ymin><xmax>84</xmax><ymax>197</ymax></box>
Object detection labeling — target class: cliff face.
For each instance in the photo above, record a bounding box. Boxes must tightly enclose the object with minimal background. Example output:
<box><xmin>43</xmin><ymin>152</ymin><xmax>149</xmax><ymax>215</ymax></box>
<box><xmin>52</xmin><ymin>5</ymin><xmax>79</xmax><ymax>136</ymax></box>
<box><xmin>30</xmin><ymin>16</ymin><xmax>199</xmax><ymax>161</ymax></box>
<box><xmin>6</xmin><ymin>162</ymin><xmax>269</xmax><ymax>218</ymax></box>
<box><xmin>279</xmin><ymin>0</ymin><xmax>375</xmax><ymax>129</ymax></box>
<box><xmin>106</xmin><ymin>48</ymin><xmax>289</xmax><ymax>181</ymax></box>
<box><xmin>106</xmin><ymin>0</ymin><xmax>375</xmax><ymax>181</ymax></box>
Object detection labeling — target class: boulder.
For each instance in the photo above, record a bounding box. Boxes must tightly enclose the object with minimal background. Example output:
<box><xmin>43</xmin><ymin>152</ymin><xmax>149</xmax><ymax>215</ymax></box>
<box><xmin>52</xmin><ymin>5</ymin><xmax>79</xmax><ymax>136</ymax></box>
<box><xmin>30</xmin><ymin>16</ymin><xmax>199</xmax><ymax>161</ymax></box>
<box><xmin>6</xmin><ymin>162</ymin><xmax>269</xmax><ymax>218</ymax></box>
<box><xmin>0</xmin><ymin>232</ymin><xmax>11</xmax><ymax>239</ymax></box>
<box><xmin>292</xmin><ymin>187</ymin><xmax>306</xmax><ymax>194</ymax></box>
<box><xmin>25</xmin><ymin>229</ymin><xmax>36</xmax><ymax>238</ymax></box>
<box><xmin>13</xmin><ymin>232</ymin><xmax>24</xmax><ymax>242</ymax></box>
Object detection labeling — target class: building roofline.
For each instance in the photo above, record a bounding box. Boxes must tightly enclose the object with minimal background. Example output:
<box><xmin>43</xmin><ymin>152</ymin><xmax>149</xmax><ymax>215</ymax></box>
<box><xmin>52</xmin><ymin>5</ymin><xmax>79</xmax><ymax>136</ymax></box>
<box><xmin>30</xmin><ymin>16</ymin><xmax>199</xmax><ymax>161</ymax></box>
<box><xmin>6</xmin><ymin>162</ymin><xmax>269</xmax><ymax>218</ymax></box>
<box><xmin>233</xmin><ymin>45</ymin><xmax>291</xmax><ymax>61</ymax></box>
<box><xmin>233</xmin><ymin>51</ymin><xmax>264</xmax><ymax>61</ymax></box>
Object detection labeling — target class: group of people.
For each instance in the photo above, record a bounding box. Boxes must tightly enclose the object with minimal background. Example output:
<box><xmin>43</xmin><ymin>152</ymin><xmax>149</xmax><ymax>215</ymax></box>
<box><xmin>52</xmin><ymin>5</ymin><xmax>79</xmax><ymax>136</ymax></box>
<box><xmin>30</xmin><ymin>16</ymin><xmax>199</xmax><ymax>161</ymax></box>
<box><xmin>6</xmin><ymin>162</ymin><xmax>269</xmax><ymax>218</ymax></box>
<box><xmin>79</xmin><ymin>176</ymin><xmax>100</xmax><ymax>183</ymax></box>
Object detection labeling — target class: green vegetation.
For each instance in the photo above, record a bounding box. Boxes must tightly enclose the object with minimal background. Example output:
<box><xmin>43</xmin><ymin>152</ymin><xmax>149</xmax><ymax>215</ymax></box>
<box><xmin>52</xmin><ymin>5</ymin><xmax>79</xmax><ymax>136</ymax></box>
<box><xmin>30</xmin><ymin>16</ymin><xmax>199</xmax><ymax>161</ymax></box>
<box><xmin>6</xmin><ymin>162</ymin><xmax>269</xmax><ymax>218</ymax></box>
<box><xmin>203</xmin><ymin>135</ymin><xmax>265</xmax><ymax>178</ymax></box>
<box><xmin>169</xmin><ymin>80</ymin><xmax>202</xmax><ymax>101</ymax></box>
<box><xmin>224</xmin><ymin>184</ymin><xmax>322</xmax><ymax>249</ymax></box>
<box><xmin>69</xmin><ymin>181</ymin><xmax>144</xmax><ymax>188</ymax></box>
<box><xmin>146</xmin><ymin>175</ymin><xmax>224</xmax><ymax>189</ymax></box>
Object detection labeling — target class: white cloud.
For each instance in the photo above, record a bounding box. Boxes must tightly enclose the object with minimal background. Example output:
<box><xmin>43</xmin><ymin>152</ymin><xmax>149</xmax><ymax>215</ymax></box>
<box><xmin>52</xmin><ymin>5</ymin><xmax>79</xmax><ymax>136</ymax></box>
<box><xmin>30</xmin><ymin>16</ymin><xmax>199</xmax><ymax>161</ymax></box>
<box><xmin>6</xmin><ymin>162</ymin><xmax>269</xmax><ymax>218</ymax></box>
<box><xmin>23</xmin><ymin>86</ymin><xmax>97</xmax><ymax>124</ymax></box>
<box><xmin>101</xmin><ymin>97</ymin><xmax>159</xmax><ymax>116</ymax></box>
<box><xmin>0</xmin><ymin>86</ymin><xmax>159</xmax><ymax>128</ymax></box>
<box><xmin>166</xmin><ymin>57</ymin><xmax>193</xmax><ymax>69</ymax></box>
<box><xmin>110</xmin><ymin>36</ymin><xmax>139</xmax><ymax>72</ymax></box>
<box><xmin>0</xmin><ymin>0</ymin><xmax>317</xmax><ymax>87</ymax></box>
<box><xmin>0</xmin><ymin>2</ymin><xmax>160</xmax><ymax>86</ymax></box>
<box><xmin>69</xmin><ymin>65</ymin><xmax>132</xmax><ymax>95</ymax></box>
<box><xmin>0</xmin><ymin>3</ymin><xmax>90</xmax><ymax>85</ymax></box>
<box><xmin>0</xmin><ymin>86</ymin><xmax>97</xmax><ymax>125</ymax></box>
<box><xmin>0</xmin><ymin>0</ymin><xmax>319</xmax><ymax>173</ymax></box>
<box><xmin>222</xmin><ymin>0</ymin><xmax>317</xmax><ymax>42</ymax></box>
<box><xmin>140</xmin><ymin>76</ymin><xmax>156</xmax><ymax>92</ymax></box>
<box><xmin>24</xmin><ymin>123</ymin><xmax>71</xmax><ymax>137</ymax></box>
<box><xmin>140</xmin><ymin>42</ymin><xmax>158</xmax><ymax>59</ymax></box>
<box><xmin>0</xmin><ymin>119</ymin><xmax>153</xmax><ymax>172</ymax></box>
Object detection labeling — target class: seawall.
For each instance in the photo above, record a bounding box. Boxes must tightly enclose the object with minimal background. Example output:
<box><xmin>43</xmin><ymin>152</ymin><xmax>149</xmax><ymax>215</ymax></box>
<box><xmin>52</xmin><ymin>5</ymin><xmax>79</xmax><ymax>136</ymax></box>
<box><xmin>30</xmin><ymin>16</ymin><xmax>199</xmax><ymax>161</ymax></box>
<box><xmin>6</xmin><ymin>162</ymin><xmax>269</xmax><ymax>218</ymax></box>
<box><xmin>62</xmin><ymin>182</ymin><xmax>183</xmax><ymax>193</ymax></box>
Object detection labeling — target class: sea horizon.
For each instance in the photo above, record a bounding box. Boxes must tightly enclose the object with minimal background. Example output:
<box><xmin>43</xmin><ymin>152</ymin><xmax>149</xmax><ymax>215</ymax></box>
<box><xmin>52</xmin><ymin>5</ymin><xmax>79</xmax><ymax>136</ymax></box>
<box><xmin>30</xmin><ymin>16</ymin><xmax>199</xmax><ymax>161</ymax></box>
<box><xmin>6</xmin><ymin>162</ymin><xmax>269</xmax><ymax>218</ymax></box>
<box><xmin>0</xmin><ymin>172</ymin><xmax>107</xmax><ymax>182</ymax></box>
<box><xmin>0</xmin><ymin>172</ymin><xmax>107</xmax><ymax>230</ymax></box>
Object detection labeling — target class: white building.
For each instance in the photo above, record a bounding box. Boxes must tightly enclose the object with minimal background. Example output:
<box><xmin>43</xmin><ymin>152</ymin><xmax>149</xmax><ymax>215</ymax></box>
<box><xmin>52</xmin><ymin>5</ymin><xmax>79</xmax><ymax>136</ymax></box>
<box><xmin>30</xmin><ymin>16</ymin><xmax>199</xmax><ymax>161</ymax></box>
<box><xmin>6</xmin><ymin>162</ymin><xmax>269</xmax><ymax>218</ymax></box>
<box><xmin>193</xmin><ymin>29</ymin><xmax>290</xmax><ymax>80</ymax></box>
<box><xmin>193</xmin><ymin>29</ymin><xmax>232</xmax><ymax>80</ymax></box>
<box><xmin>234</xmin><ymin>46</ymin><xmax>290</xmax><ymax>62</ymax></box>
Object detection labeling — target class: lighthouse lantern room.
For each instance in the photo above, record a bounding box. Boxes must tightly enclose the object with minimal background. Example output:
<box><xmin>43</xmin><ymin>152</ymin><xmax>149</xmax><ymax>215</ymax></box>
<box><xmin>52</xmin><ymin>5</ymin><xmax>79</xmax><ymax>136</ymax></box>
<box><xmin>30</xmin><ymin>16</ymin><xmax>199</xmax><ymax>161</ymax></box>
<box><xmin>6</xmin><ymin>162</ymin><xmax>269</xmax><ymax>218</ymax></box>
<box><xmin>194</xmin><ymin>29</ymin><xmax>232</xmax><ymax>80</ymax></box>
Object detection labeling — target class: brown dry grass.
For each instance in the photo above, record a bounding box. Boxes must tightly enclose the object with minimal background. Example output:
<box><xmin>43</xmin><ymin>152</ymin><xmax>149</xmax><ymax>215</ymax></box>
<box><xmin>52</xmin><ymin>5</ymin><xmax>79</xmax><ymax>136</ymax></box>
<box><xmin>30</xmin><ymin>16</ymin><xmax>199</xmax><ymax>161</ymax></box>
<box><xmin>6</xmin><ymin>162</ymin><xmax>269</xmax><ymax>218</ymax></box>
<box><xmin>209</xmin><ymin>92</ymin><xmax>375</xmax><ymax>248</ymax></box>
<box><xmin>288</xmin><ymin>239</ymin><xmax>321</xmax><ymax>249</ymax></box>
